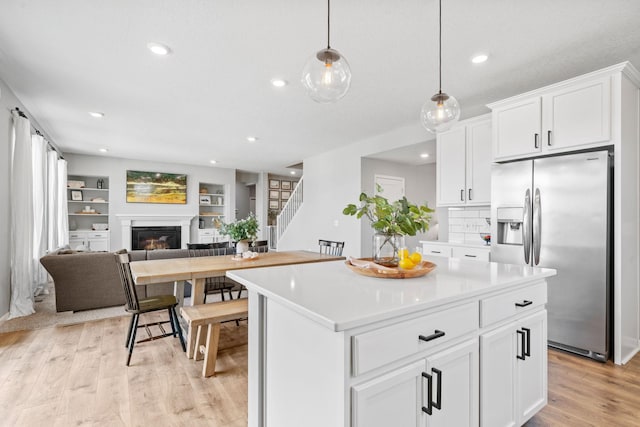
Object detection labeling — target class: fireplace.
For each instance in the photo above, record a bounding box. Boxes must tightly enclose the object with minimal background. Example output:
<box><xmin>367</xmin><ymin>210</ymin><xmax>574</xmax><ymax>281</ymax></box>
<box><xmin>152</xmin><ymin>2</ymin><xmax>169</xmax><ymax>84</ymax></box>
<box><xmin>132</xmin><ymin>226</ymin><xmax>181</xmax><ymax>250</ymax></box>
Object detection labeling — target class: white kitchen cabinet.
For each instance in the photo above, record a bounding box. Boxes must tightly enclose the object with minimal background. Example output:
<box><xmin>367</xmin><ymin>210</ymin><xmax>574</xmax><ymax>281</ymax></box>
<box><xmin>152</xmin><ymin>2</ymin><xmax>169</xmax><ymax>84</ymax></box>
<box><xmin>422</xmin><ymin>242</ymin><xmax>490</xmax><ymax>261</ymax></box>
<box><xmin>452</xmin><ymin>246</ymin><xmax>490</xmax><ymax>262</ymax></box>
<box><xmin>425</xmin><ymin>339</ymin><xmax>479</xmax><ymax>427</ymax></box>
<box><xmin>480</xmin><ymin>310</ymin><xmax>547</xmax><ymax>427</ymax></box>
<box><xmin>437</xmin><ymin>116</ymin><xmax>492</xmax><ymax>207</ymax></box>
<box><xmin>353</xmin><ymin>339</ymin><xmax>478</xmax><ymax>427</ymax></box>
<box><xmin>68</xmin><ymin>230</ymin><xmax>109</xmax><ymax>251</ymax></box>
<box><xmin>352</xmin><ymin>360</ymin><xmax>424</xmax><ymax>427</ymax></box>
<box><xmin>490</xmin><ymin>74</ymin><xmax>611</xmax><ymax>161</ymax></box>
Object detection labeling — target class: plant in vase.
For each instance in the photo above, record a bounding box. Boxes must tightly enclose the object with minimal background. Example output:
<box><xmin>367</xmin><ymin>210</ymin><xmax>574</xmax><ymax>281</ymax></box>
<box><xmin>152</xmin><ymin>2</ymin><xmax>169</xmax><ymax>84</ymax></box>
<box><xmin>343</xmin><ymin>188</ymin><xmax>434</xmax><ymax>267</ymax></box>
<box><xmin>220</xmin><ymin>213</ymin><xmax>260</xmax><ymax>254</ymax></box>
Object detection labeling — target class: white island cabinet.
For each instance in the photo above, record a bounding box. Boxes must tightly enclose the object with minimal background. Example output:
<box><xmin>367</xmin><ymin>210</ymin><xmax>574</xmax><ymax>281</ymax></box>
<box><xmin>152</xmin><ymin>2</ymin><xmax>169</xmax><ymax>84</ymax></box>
<box><xmin>228</xmin><ymin>258</ymin><xmax>556</xmax><ymax>427</ymax></box>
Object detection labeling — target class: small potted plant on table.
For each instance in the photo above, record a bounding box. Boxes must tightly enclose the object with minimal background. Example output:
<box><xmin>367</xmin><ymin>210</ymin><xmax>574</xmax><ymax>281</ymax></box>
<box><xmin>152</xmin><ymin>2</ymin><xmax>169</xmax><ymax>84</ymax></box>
<box><xmin>220</xmin><ymin>213</ymin><xmax>260</xmax><ymax>254</ymax></box>
<box><xmin>343</xmin><ymin>189</ymin><xmax>434</xmax><ymax>267</ymax></box>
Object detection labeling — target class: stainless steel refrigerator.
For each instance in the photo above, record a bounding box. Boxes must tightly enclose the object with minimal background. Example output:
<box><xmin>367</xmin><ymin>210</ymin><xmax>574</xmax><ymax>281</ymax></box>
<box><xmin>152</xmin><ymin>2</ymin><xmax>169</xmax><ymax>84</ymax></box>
<box><xmin>490</xmin><ymin>149</ymin><xmax>611</xmax><ymax>362</ymax></box>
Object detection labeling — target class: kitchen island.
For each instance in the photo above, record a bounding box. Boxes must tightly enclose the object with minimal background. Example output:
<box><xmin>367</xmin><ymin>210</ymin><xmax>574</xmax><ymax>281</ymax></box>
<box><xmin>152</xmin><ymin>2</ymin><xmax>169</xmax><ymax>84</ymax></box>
<box><xmin>228</xmin><ymin>257</ymin><xmax>556</xmax><ymax>427</ymax></box>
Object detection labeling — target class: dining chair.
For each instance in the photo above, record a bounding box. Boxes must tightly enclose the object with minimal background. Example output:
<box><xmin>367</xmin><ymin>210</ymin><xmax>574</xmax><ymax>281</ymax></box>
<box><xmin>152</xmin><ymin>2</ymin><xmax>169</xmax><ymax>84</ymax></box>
<box><xmin>319</xmin><ymin>239</ymin><xmax>345</xmax><ymax>256</ymax></box>
<box><xmin>115</xmin><ymin>251</ymin><xmax>186</xmax><ymax>366</ymax></box>
<box><xmin>187</xmin><ymin>243</ymin><xmax>235</xmax><ymax>303</ymax></box>
<box><xmin>250</xmin><ymin>239</ymin><xmax>269</xmax><ymax>253</ymax></box>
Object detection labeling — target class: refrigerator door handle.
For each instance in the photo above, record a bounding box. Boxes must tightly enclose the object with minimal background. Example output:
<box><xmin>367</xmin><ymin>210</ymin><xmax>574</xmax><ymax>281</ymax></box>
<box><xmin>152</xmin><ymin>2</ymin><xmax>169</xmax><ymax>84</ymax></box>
<box><xmin>533</xmin><ymin>188</ymin><xmax>541</xmax><ymax>265</ymax></box>
<box><xmin>523</xmin><ymin>189</ymin><xmax>532</xmax><ymax>265</ymax></box>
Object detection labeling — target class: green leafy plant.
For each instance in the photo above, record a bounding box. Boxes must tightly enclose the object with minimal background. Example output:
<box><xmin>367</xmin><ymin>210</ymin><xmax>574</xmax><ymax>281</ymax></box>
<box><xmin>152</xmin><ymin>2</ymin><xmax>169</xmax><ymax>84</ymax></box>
<box><xmin>220</xmin><ymin>213</ymin><xmax>260</xmax><ymax>241</ymax></box>
<box><xmin>342</xmin><ymin>188</ymin><xmax>434</xmax><ymax>236</ymax></box>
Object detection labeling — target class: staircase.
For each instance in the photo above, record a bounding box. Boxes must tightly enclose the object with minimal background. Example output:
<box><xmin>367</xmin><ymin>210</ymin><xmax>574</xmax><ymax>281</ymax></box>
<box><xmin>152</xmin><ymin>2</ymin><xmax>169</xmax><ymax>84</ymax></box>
<box><xmin>274</xmin><ymin>176</ymin><xmax>303</xmax><ymax>249</ymax></box>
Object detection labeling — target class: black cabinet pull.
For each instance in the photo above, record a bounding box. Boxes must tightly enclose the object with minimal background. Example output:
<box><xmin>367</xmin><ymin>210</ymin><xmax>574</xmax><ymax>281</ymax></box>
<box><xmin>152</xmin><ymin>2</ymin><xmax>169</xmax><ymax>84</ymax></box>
<box><xmin>432</xmin><ymin>368</ymin><xmax>442</xmax><ymax>410</ymax></box>
<box><xmin>534</xmin><ymin>133</ymin><xmax>539</xmax><ymax>149</ymax></box>
<box><xmin>431</xmin><ymin>250</ymin><xmax>441</xmax><ymax>254</ymax></box>
<box><xmin>547</xmin><ymin>130</ymin><xmax>552</xmax><ymax>146</ymax></box>
<box><xmin>421</xmin><ymin>368</ymin><xmax>443</xmax><ymax>415</ymax></box>
<box><xmin>464</xmin><ymin>254</ymin><xmax>477</xmax><ymax>258</ymax></box>
<box><xmin>515</xmin><ymin>300</ymin><xmax>532</xmax><ymax>308</ymax></box>
<box><xmin>517</xmin><ymin>329</ymin><xmax>526</xmax><ymax>360</ymax></box>
<box><xmin>460</xmin><ymin>189</ymin><xmax>464</xmax><ymax>201</ymax></box>
<box><xmin>421</xmin><ymin>371</ymin><xmax>433</xmax><ymax>415</ymax></box>
<box><xmin>468</xmin><ymin>188</ymin><xmax>472</xmax><ymax>200</ymax></box>
<box><xmin>419</xmin><ymin>330</ymin><xmax>446</xmax><ymax>342</ymax></box>
<box><xmin>523</xmin><ymin>327</ymin><xmax>531</xmax><ymax>357</ymax></box>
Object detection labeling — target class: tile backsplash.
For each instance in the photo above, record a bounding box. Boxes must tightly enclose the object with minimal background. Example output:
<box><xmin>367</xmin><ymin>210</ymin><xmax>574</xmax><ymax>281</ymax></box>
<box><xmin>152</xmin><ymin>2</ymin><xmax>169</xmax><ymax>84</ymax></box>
<box><xmin>448</xmin><ymin>207</ymin><xmax>491</xmax><ymax>245</ymax></box>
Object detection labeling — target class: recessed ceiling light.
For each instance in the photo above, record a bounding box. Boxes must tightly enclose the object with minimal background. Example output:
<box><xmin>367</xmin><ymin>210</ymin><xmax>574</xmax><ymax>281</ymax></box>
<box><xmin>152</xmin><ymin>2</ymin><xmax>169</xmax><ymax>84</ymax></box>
<box><xmin>290</xmin><ymin>171</ymin><xmax>296</xmax><ymax>175</ymax></box>
<box><xmin>420</xmin><ymin>153</ymin><xmax>430</xmax><ymax>158</ymax></box>
<box><xmin>89</xmin><ymin>111</ymin><xmax>104</xmax><ymax>118</ymax></box>
<box><xmin>271</xmin><ymin>78</ymin><xmax>288</xmax><ymax>88</ymax></box>
<box><xmin>209</xmin><ymin>160</ymin><xmax>217</xmax><ymax>164</ymax></box>
<box><xmin>471</xmin><ymin>54</ymin><xmax>488</xmax><ymax>64</ymax></box>
<box><xmin>99</xmin><ymin>148</ymin><xmax>108</xmax><ymax>153</ymax></box>
<box><xmin>147</xmin><ymin>42</ymin><xmax>171</xmax><ymax>56</ymax></box>
<box><xmin>246</xmin><ymin>136</ymin><xmax>258</xmax><ymax>142</ymax></box>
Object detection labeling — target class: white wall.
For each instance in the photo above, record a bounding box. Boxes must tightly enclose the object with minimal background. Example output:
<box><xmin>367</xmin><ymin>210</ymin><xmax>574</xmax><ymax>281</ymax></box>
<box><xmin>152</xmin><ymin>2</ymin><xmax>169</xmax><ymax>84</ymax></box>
<box><xmin>278</xmin><ymin>123</ymin><xmax>435</xmax><ymax>257</ymax></box>
<box><xmin>360</xmin><ymin>159</ymin><xmax>441</xmax><ymax>257</ymax></box>
<box><xmin>65</xmin><ymin>154</ymin><xmax>236</xmax><ymax>250</ymax></box>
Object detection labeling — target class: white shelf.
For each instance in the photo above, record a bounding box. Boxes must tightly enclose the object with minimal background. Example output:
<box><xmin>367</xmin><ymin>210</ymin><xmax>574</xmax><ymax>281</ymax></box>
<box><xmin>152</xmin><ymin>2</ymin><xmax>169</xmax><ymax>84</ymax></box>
<box><xmin>69</xmin><ymin>213</ymin><xmax>108</xmax><ymax>217</ymax></box>
<box><xmin>68</xmin><ymin>187</ymin><xmax>109</xmax><ymax>191</ymax></box>
<box><xmin>69</xmin><ymin>200</ymin><xmax>109</xmax><ymax>204</ymax></box>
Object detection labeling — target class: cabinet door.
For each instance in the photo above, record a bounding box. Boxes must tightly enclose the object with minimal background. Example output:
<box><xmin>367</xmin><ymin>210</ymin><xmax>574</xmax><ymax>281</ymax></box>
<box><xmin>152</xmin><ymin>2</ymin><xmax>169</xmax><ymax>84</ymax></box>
<box><xmin>480</xmin><ymin>322</ymin><xmax>517</xmax><ymax>427</ymax></box>
<box><xmin>437</xmin><ymin>127</ymin><xmax>467</xmax><ymax>206</ymax></box>
<box><xmin>543</xmin><ymin>76</ymin><xmax>611</xmax><ymax>151</ymax></box>
<box><xmin>493</xmin><ymin>97</ymin><xmax>542</xmax><ymax>161</ymax></box>
<box><xmin>69</xmin><ymin>236</ymin><xmax>85</xmax><ymax>250</ymax></box>
<box><xmin>352</xmin><ymin>360</ymin><xmax>425</xmax><ymax>427</ymax></box>
<box><xmin>425</xmin><ymin>339</ymin><xmax>479</xmax><ymax>427</ymax></box>
<box><xmin>88</xmin><ymin>238</ymin><xmax>109</xmax><ymax>252</ymax></box>
<box><xmin>516</xmin><ymin>310</ymin><xmax>547</xmax><ymax>424</ymax></box>
<box><xmin>466</xmin><ymin>120</ymin><xmax>492</xmax><ymax>205</ymax></box>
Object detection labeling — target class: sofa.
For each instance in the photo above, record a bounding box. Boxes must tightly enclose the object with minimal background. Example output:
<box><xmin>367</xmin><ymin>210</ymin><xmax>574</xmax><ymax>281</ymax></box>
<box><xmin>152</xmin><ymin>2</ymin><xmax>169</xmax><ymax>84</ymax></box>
<box><xmin>40</xmin><ymin>248</ymin><xmax>193</xmax><ymax>312</ymax></box>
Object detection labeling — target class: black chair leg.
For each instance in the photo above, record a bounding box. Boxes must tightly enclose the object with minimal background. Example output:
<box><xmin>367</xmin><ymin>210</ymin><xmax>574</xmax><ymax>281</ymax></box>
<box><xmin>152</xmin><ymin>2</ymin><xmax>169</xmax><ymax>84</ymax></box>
<box><xmin>227</xmin><ymin>289</ymin><xmax>234</xmax><ymax>300</ymax></box>
<box><xmin>127</xmin><ymin>314</ymin><xmax>139</xmax><ymax>366</ymax></box>
<box><xmin>125</xmin><ymin>314</ymin><xmax>135</xmax><ymax>347</ymax></box>
<box><xmin>220</xmin><ymin>290</ymin><xmax>225</xmax><ymax>301</ymax></box>
<box><xmin>170</xmin><ymin>307</ymin><xmax>186</xmax><ymax>352</ymax></box>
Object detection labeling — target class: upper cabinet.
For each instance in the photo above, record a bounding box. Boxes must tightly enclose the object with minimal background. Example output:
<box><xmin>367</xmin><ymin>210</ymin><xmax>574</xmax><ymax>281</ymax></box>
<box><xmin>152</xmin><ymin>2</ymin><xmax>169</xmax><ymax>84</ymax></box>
<box><xmin>437</xmin><ymin>116</ymin><xmax>492</xmax><ymax>207</ymax></box>
<box><xmin>490</xmin><ymin>74</ymin><xmax>612</xmax><ymax>162</ymax></box>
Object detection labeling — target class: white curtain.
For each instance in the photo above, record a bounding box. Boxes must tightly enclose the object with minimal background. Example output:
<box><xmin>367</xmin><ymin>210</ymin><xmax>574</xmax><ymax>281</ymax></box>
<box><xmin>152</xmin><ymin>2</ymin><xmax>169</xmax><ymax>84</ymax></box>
<box><xmin>31</xmin><ymin>134</ymin><xmax>48</xmax><ymax>295</ymax></box>
<box><xmin>47</xmin><ymin>152</ymin><xmax>68</xmax><ymax>249</ymax></box>
<box><xmin>9</xmin><ymin>112</ymin><xmax>35</xmax><ymax>318</ymax></box>
<box><xmin>57</xmin><ymin>159</ymin><xmax>69</xmax><ymax>245</ymax></box>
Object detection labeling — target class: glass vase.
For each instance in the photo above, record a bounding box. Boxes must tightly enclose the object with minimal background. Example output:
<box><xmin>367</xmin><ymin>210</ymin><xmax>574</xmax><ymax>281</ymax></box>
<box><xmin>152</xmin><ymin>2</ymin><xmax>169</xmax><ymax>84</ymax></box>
<box><xmin>372</xmin><ymin>233</ymin><xmax>405</xmax><ymax>267</ymax></box>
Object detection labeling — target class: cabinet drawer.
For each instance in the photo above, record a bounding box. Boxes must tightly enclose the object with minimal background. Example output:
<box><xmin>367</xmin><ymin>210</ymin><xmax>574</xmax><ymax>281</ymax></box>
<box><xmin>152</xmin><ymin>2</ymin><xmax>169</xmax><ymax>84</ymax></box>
<box><xmin>352</xmin><ymin>302</ymin><xmax>478</xmax><ymax>376</ymax></box>
<box><xmin>69</xmin><ymin>232</ymin><xmax>83</xmax><ymax>239</ymax></box>
<box><xmin>452</xmin><ymin>246</ymin><xmax>490</xmax><ymax>262</ymax></box>
<box><xmin>422</xmin><ymin>243</ymin><xmax>452</xmax><ymax>258</ymax></box>
<box><xmin>480</xmin><ymin>282</ymin><xmax>547</xmax><ymax>327</ymax></box>
<box><xmin>86</xmin><ymin>231</ymin><xmax>108</xmax><ymax>239</ymax></box>
<box><xmin>199</xmin><ymin>229</ymin><xmax>215</xmax><ymax>236</ymax></box>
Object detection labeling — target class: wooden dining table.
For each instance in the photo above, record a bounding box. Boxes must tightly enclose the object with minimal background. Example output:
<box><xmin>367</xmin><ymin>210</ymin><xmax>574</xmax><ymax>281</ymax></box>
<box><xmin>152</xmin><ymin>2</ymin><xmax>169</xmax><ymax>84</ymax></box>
<box><xmin>129</xmin><ymin>250</ymin><xmax>345</xmax><ymax>306</ymax></box>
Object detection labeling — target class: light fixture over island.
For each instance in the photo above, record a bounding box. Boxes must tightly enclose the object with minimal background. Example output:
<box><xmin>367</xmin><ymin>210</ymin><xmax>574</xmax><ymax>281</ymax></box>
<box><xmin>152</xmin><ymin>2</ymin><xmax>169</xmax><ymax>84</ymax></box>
<box><xmin>228</xmin><ymin>257</ymin><xmax>556</xmax><ymax>427</ymax></box>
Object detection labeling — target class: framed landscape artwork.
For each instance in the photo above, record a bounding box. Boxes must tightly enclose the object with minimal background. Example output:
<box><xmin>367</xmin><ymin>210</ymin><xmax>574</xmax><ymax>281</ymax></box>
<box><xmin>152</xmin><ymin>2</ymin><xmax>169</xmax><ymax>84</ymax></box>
<box><xmin>70</xmin><ymin>190</ymin><xmax>83</xmax><ymax>201</ymax></box>
<box><xmin>281</xmin><ymin>180</ymin><xmax>291</xmax><ymax>190</ymax></box>
<box><xmin>269</xmin><ymin>190</ymin><xmax>279</xmax><ymax>199</ymax></box>
<box><xmin>126</xmin><ymin>170</ymin><xmax>187</xmax><ymax>204</ymax></box>
<box><xmin>281</xmin><ymin>191</ymin><xmax>290</xmax><ymax>200</ymax></box>
<box><xmin>269</xmin><ymin>200</ymin><xmax>279</xmax><ymax>209</ymax></box>
<box><xmin>269</xmin><ymin>179</ymin><xmax>280</xmax><ymax>189</ymax></box>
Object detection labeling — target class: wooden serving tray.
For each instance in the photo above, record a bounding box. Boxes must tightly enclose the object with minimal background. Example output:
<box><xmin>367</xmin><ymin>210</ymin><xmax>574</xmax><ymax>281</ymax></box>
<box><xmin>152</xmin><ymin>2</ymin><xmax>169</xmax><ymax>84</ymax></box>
<box><xmin>345</xmin><ymin>258</ymin><xmax>436</xmax><ymax>279</ymax></box>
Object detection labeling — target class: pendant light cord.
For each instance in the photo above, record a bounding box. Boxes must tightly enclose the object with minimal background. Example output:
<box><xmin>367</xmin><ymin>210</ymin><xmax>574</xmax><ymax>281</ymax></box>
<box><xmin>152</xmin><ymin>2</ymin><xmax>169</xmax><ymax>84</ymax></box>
<box><xmin>438</xmin><ymin>0</ymin><xmax>442</xmax><ymax>94</ymax></box>
<box><xmin>327</xmin><ymin>0</ymin><xmax>331</xmax><ymax>49</ymax></box>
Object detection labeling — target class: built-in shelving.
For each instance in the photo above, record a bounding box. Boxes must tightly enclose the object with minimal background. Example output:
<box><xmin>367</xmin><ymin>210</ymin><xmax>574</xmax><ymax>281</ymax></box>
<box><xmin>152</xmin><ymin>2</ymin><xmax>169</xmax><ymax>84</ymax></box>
<box><xmin>197</xmin><ymin>182</ymin><xmax>227</xmax><ymax>243</ymax></box>
<box><xmin>67</xmin><ymin>174</ymin><xmax>110</xmax><ymax>250</ymax></box>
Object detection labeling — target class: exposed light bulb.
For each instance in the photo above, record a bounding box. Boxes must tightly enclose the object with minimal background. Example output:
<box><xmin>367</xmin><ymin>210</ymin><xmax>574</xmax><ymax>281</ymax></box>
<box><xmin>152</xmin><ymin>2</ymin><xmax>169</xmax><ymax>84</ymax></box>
<box><xmin>322</xmin><ymin>61</ymin><xmax>333</xmax><ymax>86</ymax></box>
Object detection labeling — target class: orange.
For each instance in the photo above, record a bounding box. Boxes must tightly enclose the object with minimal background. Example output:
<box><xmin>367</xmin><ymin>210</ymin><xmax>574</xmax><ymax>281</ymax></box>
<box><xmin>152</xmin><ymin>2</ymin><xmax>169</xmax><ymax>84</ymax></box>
<box><xmin>399</xmin><ymin>258</ymin><xmax>416</xmax><ymax>270</ymax></box>
<box><xmin>409</xmin><ymin>252</ymin><xmax>422</xmax><ymax>265</ymax></box>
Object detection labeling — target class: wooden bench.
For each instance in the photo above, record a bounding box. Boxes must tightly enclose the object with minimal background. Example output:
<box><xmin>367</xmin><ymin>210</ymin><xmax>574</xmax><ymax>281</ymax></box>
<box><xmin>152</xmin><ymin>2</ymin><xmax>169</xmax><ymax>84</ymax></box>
<box><xmin>180</xmin><ymin>299</ymin><xmax>248</xmax><ymax>377</ymax></box>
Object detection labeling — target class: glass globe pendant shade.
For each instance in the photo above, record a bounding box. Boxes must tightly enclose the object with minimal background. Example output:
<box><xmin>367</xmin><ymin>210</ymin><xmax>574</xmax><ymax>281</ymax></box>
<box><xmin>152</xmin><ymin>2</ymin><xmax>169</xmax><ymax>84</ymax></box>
<box><xmin>301</xmin><ymin>48</ymin><xmax>352</xmax><ymax>104</ymax></box>
<box><xmin>420</xmin><ymin>92</ymin><xmax>461</xmax><ymax>133</ymax></box>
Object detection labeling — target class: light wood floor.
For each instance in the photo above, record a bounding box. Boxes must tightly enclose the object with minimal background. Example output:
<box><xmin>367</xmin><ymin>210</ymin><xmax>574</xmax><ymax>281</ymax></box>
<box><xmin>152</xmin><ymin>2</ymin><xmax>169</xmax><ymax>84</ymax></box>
<box><xmin>1</xmin><ymin>316</ymin><xmax>640</xmax><ymax>427</ymax></box>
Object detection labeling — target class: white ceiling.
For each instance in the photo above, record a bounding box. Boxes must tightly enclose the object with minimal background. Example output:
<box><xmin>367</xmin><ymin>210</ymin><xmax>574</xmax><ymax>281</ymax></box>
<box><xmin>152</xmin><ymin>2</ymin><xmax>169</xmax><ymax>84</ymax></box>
<box><xmin>1</xmin><ymin>0</ymin><xmax>639</xmax><ymax>174</ymax></box>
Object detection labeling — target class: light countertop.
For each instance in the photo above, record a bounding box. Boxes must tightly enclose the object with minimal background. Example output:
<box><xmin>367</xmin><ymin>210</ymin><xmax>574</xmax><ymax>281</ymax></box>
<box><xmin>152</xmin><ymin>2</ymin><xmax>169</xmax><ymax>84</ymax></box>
<box><xmin>228</xmin><ymin>257</ymin><xmax>555</xmax><ymax>332</ymax></box>
<box><xmin>420</xmin><ymin>240</ymin><xmax>492</xmax><ymax>250</ymax></box>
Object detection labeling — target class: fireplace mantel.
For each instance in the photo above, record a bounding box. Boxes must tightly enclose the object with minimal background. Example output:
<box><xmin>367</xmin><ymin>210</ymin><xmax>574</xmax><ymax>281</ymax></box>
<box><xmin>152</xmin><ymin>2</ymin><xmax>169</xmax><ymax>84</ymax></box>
<box><xmin>117</xmin><ymin>214</ymin><xmax>195</xmax><ymax>250</ymax></box>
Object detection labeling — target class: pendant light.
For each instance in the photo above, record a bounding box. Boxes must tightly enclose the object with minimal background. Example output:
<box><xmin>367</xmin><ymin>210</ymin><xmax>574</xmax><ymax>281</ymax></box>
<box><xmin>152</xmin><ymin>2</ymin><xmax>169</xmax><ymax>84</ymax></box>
<box><xmin>301</xmin><ymin>0</ymin><xmax>352</xmax><ymax>103</ymax></box>
<box><xmin>420</xmin><ymin>0</ymin><xmax>460</xmax><ymax>133</ymax></box>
